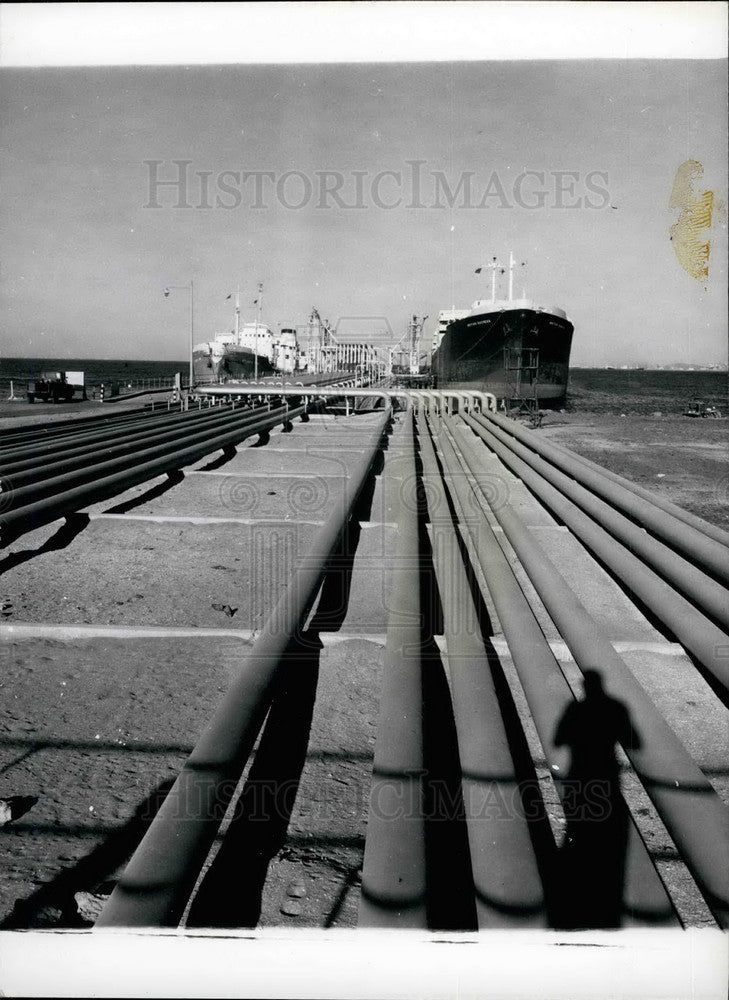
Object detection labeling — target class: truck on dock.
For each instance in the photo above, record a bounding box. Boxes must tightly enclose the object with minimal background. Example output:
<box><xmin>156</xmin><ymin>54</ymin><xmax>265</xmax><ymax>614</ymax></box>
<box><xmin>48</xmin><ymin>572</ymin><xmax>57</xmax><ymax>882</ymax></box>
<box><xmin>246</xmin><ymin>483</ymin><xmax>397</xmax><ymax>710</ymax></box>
<box><xmin>27</xmin><ymin>371</ymin><xmax>86</xmax><ymax>404</ymax></box>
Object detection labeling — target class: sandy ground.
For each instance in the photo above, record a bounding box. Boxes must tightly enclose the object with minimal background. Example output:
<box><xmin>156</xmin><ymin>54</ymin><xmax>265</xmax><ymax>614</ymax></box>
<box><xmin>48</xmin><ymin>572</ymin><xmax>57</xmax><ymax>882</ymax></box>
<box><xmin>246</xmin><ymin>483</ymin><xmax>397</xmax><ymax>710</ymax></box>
<box><xmin>539</xmin><ymin>412</ymin><xmax>728</xmax><ymax>531</ymax></box>
<box><xmin>0</xmin><ymin>397</ymin><xmax>160</xmax><ymax>426</ymax></box>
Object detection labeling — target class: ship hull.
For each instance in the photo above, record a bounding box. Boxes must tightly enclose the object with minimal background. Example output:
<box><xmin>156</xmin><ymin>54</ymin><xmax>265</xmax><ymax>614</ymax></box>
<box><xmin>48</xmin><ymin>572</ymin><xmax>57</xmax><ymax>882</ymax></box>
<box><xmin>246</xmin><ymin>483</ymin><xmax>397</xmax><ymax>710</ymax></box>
<box><xmin>432</xmin><ymin>306</ymin><xmax>574</xmax><ymax>404</ymax></box>
<box><xmin>193</xmin><ymin>345</ymin><xmax>276</xmax><ymax>384</ymax></box>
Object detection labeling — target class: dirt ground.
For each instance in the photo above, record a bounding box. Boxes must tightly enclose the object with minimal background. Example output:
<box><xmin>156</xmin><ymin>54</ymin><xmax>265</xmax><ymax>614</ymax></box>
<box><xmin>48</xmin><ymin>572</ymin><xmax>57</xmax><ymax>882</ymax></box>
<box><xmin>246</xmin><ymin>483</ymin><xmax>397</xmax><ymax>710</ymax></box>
<box><xmin>539</xmin><ymin>412</ymin><xmax>728</xmax><ymax>531</ymax></box>
<box><xmin>0</xmin><ymin>398</ymin><xmax>154</xmax><ymax>425</ymax></box>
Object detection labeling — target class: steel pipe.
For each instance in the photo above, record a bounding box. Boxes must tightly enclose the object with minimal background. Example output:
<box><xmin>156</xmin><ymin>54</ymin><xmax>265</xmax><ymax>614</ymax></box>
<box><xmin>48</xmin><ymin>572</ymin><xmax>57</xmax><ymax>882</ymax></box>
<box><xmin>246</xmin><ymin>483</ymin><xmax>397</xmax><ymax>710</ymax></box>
<box><xmin>103</xmin><ymin>386</ymin><xmax>178</xmax><ymax>403</ymax></box>
<box><xmin>459</xmin><ymin>411</ymin><xmax>729</xmax><ymax>698</ymax></box>
<box><xmin>1</xmin><ymin>405</ymin><xmax>290</xmax><ymax>516</ymax></box>
<box><xmin>0</xmin><ymin>404</ymin><xmax>180</xmax><ymax>443</ymax></box>
<box><xmin>450</xmin><ymin>417</ymin><xmax>729</xmax><ymax>928</ymax></box>
<box><xmin>359</xmin><ymin>408</ymin><xmax>428</xmax><ymax>929</ymax></box>
<box><xmin>96</xmin><ymin>409</ymin><xmax>390</xmax><ymax>927</ymax></box>
<box><xmin>0</xmin><ymin>409</ymin><xmax>183</xmax><ymax>456</ymax></box>
<box><xmin>197</xmin><ymin>385</ymin><xmax>410</xmax><ymax>407</ymax></box>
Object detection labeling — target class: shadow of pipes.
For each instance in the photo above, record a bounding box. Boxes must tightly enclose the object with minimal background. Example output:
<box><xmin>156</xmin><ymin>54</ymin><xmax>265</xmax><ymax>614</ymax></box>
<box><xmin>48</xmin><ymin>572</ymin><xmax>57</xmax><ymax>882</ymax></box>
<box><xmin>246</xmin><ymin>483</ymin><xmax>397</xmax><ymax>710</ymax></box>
<box><xmin>304</xmin><ymin>436</ymin><xmax>385</xmax><ymax>637</ymax></box>
<box><xmin>103</xmin><ymin>470</ymin><xmax>184</xmax><ymax>514</ymax></box>
<box><xmin>323</xmin><ymin>863</ymin><xmax>362</xmax><ymax>928</ymax></box>
<box><xmin>413</xmin><ymin>467</ymin><xmax>474</xmax><ymax>929</ymax></box>
<box><xmin>421</xmin><ymin>638</ymin><xmax>478</xmax><ymax>931</ymax></box>
<box><xmin>185</xmin><ymin>636</ymin><xmax>320</xmax><ymax>929</ymax></box>
<box><xmin>1</xmin><ymin>777</ymin><xmax>176</xmax><ymax>929</ymax></box>
<box><xmin>0</xmin><ymin>513</ymin><xmax>90</xmax><ymax>576</ymax></box>
<box><xmin>197</xmin><ymin>444</ymin><xmax>238</xmax><ymax>472</ymax></box>
<box><xmin>250</xmin><ymin>431</ymin><xmax>271</xmax><ymax>448</ymax></box>
<box><xmin>465</xmin><ymin>598</ymin><xmax>561</xmax><ymax>925</ymax></box>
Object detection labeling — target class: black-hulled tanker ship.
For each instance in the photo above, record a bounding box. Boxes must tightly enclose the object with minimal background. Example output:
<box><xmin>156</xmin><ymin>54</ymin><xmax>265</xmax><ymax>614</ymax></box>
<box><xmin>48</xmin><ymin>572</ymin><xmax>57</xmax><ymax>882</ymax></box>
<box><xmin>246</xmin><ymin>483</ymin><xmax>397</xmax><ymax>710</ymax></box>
<box><xmin>431</xmin><ymin>254</ymin><xmax>574</xmax><ymax>405</ymax></box>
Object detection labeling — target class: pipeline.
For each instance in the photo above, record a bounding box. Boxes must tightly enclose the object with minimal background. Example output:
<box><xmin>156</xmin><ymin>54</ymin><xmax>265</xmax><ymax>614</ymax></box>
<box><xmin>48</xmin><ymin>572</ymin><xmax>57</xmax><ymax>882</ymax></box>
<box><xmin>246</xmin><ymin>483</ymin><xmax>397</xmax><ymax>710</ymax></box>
<box><xmin>463</xmin><ymin>413</ymin><xmax>729</xmax><ymax>631</ymax></box>
<box><xmin>0</xmin><ymin>405</ymin><xmax>289</xmax><ymax>515</ymax></box>
<box><xmin>0</xmin><ymin>402</ymin><xmax>240</xmax><ymax>464</ymax></box>
<box><xmin>459</xmin><ymin>411</ymin><xmax>729</xmax><ymax>699</ymax></box>
<box><xmin>542</xmin><ymin>433</ymin><xmax>729</xmax><ymax>551</ymax></box>
<box><xmin>1</xmin><ymin>405</ymin><xmax>262</xmax><ymax>488</ymax></box>
<box><xmin>0</xmin><ymin>402</ymin><xmax>179</xmax><ymax>443</ymax></box>
<box><xmin>426</xmin><ymin>411</ymin><xmax>676</xmax><ymax>927</ymax></box>
<box><xmin>359</xmin><ymin>408</ymin><xmax>428</xmax><ymax>928</ymax></box>
<box><xmin>102</xmin><ymin>385</ymin><xmax>179</xmax><ymax>403</ymax></box>
<box><xmin>475</xmin><ymin>410</ymin><xmax>729</xmax><ymax>584</ymax></box>
<box><xmin>0</xmin><ymin>403</ymin><xmax>311</xmax><ymax>544</ymax></box>
<box><xmin>416</xmin><ymin>411</ymin><xmax>546</xmax><ymax>928</ymax></box>
<box><xmin>449</xmin><ymin>414</ymin><xmax>729</xmax><ymax>929</ymax></box>
<box><xmin>96</xmin><ymin>408</ymin><xmax>390</xmax><ymax>927</ymax></box>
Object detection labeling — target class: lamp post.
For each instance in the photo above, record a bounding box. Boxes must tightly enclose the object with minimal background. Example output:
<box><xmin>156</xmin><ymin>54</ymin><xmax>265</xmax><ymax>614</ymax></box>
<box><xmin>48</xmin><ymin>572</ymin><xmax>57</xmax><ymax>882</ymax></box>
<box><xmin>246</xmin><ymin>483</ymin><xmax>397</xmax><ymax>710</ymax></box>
<box><xmin>164</xmin><ymin>280</ymin><xmax>194</xmax><ymax>390</ymax></box>
<box><xmin>254</xmin><ymin>282</ymin><xmax>263</xmax><ymax>382</ymax></box>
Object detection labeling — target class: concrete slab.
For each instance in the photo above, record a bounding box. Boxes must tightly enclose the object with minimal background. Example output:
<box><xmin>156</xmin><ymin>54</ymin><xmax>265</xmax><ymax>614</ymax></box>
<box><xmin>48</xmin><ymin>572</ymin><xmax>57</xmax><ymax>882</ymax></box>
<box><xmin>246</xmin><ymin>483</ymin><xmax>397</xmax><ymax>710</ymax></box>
<box><xmin>78</xmin><ymin>474</ymin><xmax>184</xmax><ymax>518</ymax></box>
<box><xmin>312</xmin><ymin>524</ymin><xmax>399</xmax><ymax>635</ymax></box>
<box><xmin>618</xmin><ymin>647</ymin><xmax>729</xmax><ymax>805</ymax></box>
<box><xmin>253</xmin><ymin>638</ymin><xmax>384</xmax><ymax>928</ymax></box>
<box><xmin>273</xmin><ymin>425</ymin><xmax>383</xmax><ymax>438</ymax></box>
<box><xmin>368</xmin><ymin>474</ymin><xmax>400</xmax><ymax>526</ymax></box>
<box><xmin>1</xmin><ymin>518</ymin><xmax>319</xmax><ymax>630</ymax></box>
<box><xmin>0</xmin><ymin>631</ymin><xmax>384</xmax><ymax>929</ymax></box>
<box><xmin>525</xmin><ymin>527</ymin><xmax>667</xmax><ymax>642</ymax></box>
<box><xmin>114</xmin><ymin>473</ymin><xmax>349</xmax><ymax>523</ymax></box>
<box><xmin>192</xmin><ymin>450</ymin><xmax>356</xmax><ymax>477</ymax></box>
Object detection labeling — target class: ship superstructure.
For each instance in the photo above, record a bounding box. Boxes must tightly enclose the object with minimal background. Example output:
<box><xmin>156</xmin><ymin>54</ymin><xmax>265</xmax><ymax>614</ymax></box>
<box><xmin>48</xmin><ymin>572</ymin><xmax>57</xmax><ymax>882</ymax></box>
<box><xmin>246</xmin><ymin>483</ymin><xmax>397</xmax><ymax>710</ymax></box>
<box><xmin>193</xmin><ymin>283</ymin><xmax>288</xmax><ymax>383</ymax></box>
<box><xmin>431</xmin><ymin>253</ymin><xmax>574</xmax><ymax>406</ymax></box>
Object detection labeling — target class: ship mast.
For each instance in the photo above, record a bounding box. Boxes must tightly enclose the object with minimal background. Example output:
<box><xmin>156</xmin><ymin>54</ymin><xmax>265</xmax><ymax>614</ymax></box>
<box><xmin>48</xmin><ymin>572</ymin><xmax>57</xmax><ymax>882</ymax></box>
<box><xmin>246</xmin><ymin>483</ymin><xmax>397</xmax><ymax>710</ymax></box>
<box><xmin>234</xmin><ymin>284</ymin><xmax>240</xmax><ymax>341</ymax></box>
<box><xmin>509</xmin><ymin>252</ymin><xmax>527</xmax><ymax>301</ymax></box>
<box><xmin>476</xmin><ymin>253</ymin><xmax>526</xmax><ymax>302</ymax></box>
<box><xmin>475</xmin><ymin>256</ymin><xmax>502</xmax><ymax>303</ymax></box>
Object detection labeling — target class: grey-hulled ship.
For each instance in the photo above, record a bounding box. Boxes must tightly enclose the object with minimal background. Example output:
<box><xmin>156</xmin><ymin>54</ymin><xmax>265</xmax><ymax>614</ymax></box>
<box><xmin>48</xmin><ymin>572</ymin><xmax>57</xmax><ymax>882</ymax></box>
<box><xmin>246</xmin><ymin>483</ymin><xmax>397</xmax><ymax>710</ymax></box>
<box><xmin>431</xmin><ymin>253</ymin><xmax>574</xmax><ymax>405</ymax></box>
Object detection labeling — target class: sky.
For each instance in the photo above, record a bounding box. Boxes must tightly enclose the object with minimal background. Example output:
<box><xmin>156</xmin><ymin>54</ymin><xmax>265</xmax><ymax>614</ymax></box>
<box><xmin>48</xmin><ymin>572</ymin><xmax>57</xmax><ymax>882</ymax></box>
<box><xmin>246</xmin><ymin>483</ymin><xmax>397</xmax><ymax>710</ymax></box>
<box><xmin>0</xmin><ymin>20</ymin><xmax>726</xmax><ymax>367</ymax></box>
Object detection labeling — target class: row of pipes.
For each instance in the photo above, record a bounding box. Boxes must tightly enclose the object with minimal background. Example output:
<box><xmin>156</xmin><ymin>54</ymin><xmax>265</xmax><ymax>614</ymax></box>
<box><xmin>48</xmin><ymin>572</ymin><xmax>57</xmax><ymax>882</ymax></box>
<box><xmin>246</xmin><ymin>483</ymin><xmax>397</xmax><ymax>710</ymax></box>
<box><xmin>0</xmin><ymin>399</ymin><xmax>320</xmax><ymax>544</ymax></box>
<box><xmin>360</xmin><ymin>403</ymin><xmax>728</xmax><ymax>931</ymax></box>
<box><xmin>96</xmin><ymin>395</ymin><xmax>727</xmax><ymax>929</ymax></box>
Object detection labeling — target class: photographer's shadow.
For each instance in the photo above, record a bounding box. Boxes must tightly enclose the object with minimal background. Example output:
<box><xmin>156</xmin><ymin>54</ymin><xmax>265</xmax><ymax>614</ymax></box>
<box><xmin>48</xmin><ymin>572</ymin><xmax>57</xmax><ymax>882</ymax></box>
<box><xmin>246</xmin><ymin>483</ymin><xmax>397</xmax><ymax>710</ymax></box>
<box><xmin>554</xmin><ymin>670</ymin><xmax>640</xmax><ymax>929</ymax></box>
